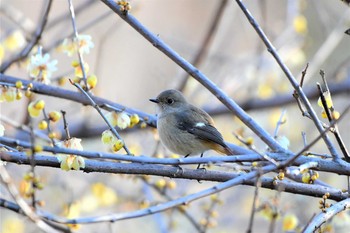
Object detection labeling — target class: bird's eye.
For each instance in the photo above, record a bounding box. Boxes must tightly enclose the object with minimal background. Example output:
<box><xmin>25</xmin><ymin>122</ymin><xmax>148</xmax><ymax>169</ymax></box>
<box><xmin>167</xmin><ymin>98</ymin><xmax>174</xmax><ymax>104</ymax></box>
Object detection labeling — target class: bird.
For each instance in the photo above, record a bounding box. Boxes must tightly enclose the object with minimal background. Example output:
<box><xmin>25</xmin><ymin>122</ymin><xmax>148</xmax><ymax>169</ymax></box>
<box><xmin>150</xmin><ymin>89</ymin><xmax>233</xmax><ymax>167</ymax></box>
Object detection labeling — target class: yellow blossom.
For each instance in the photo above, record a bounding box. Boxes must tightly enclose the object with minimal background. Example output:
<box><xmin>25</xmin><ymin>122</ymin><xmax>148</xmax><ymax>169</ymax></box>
<box><xmin>3</xmin><ymin>30</ymin><xmax>26</xmax><ymax>51</ymax></box>
<box><xmin>38</xmin><ymin>120</ymin><xmax>48</xmax><ymax>130</ymax></box>
<box><xmin>15</xmin><ymin>81</ymin><xmax>23</xmax><ymax>89</ymax></box>
<box><xmin>27</xmin><ymin>52</ymin><xmax>57</xmax><ymax>83</ymax></box>
<box><xmin>34</xmin><ymin>100</ymin><xmax>45</xmax><ymax>110</ymax></box>
<box><xmin>28</xmin><ymin>102</ymin><xmax>41</xmax><ymax>117</ymax></box>
<box><xmin>129</xmin><ymin>114</ymin><xmax>140</xmax><ymax>127</ymax></box>
<box><xmin>63</xmin><ymin>137</ymin><xmax>83</xmax><ymax>150</ymax></box>
<box><xmin>63</xmin><ymin>202</ymin><xmax>81</xmax><ymax>219</ymax></box>
<box><xmin>332</xmin><ymin>111</ymin><xmax>340</xmax><ymax>120</ymax></box>
<box><xmin>77</xmin><ymin>34</ymin><xmax>94</xmax><ymax>54</ymax></box>
<box><xmin>282</xmin><ymin>214</ymin><xmax>299</xmax><ymax>231</ymax></box>
<box><xmin>258</xmin><ymin>83</ymin><xmax>274</xmax><ymax>99</ymax></box>
<box><xmin>101</xmin><ymin>130</ymin><xmax>116</xmax><ymax>145</ymax></box>
<box><xmin>3</xmin><ymin>88</ymin><xmax>16</xmax><ymax>102</ymax></box>
<box><xmin>116</xmin><ymin>112</ymin><xmax>131</xmax><ymax>129</ymax></box>
<box><xmin>19</xmin><ymin>180</ymin><xmax>32</xmax><ymax>198</ymax></box>
<box><xmin>87</xmin><ymin>75</ymin><xmax>97</xmax><ymax>89</ymax></box>
<box><xmin>302</xmin><ymin>172</ymin><xmax>311</xmax><ymax>184</ymax></box>
<box><xmin>112</xmin><ymin>139</ymin><xmax>124</xmax><ymax>152</ymax></box>
<box><xmin>317</xmin><ymin>91</ymin><xmax>333</xmax><ymax>109</ymax></box>
<box><xmin>1</xmin><ymin>217</ymin><xmax>25</xmax><ymax>233</ymax></box>
<box><xmin>48</xmin><ymin>111</ymin><xmax>61</xmax><ymax>122</ymax></box>
<box><xmin>106</xmin><ymin>112</ymin><xmax>119</xmax><ymax>127</ymax></box>
<box><xmin>106</xmin><ymin>111</ymin><xmax>131</xmax><ymax>129</ymax></box>
<box><xmin>155</xmin><ymin>179</ymin><xmax>166</xmax><ymax>189</ymax></box>
<box><xmin>91</xmin><ymin>183</ymin><xmax>118</xmax><ymax>206</ymax></box>
<box><xmin>57</xmin><ymin>138</ymin><xmax>85</xmax><ymax>171</ymax></box>
<box><xmin>61</xmin><ymin>34</ymin><xmax>94</xmax><ymax>56</ymax></box>
<box><xmin>16</xmin><ymin>91</ymin><xmax>22</xmax><ymax>100</ymax></box>
<box><xmin>57</xmin><ymin>154</ymin><xmax>85</xmax><ymax>171</ymax></box>
<box><xmin>73</xmin><ymin>61</ymin><xmax>89</xmax><ymax>78</ymax></box>
<box><xmin>293</xmin><ymin>15</ymin><xmax>308</xmax><ymax>34</ymax></box>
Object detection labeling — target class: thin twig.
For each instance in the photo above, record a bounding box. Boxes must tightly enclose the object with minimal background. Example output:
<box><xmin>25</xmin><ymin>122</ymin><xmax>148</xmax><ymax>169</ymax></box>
<box><xmin>246</xmin><ymin>174</ymin><xmax>262</xmax><ymax>233</ymax></box>
<box><xmin>0</xmin><ymin>0</ymin><xmax>53</xmax><ymax>72</ymax></box>
<box><xmin>205</xmin><ymin>78</ymin><xmax>350</xmax><ymax>115</ymax></box>
<box><xmin>42</xmin><ymin>108</ymin><xmax>57</xmax><ymax>147</ymax></box>
<box><xmin>61</xmin><ymin>110</ymin><xmax>71</xmax><ymax>140</ymax></box>
<box><xmin>303</xmin><ymin>198</ymin><xmax>350</xmax><ymax>232</ymax></box>
<box><xmin>67</xmin><ymin>0</ymin><xmax>88</xmax><ymax>87</ymax></box>
<box><xmin>0</xmin><ymin>198</ymin><xmax>72</xmax><ymax>233</ymax></box>
<box><xmin>282</xmin><ymin>105</ymin><xmax>350</xmax><ymax>167</ymax></box>
<box><xmin>0</xmin><ymin>163</ymin><xmax>60</xmax><ymax>232</ymax></box>
<box><xmin>273</xmin><ymin>109</ymin><xmax>287</xmax><ymax>138</ymax></box>
<box><xmin>293</xmin><ymin>64</ymin><xmax>310</xmax><ymax>118</ymax></box>
<box><xmin>318</xmin><ymin>75</ymin><xmax>350</xmax><ymax>161</ymax></box>
<box><xmin>0</xmin><ymin>74</ymin><xmax>157</xmax><ymax>127</ymax></box>
<box><xmin>234</xmin><ymin>133</ymin><xmax>279</xmax><ymax>166</ymax></box>
<box><xmin>178</xmin><ymin>0</ymin><xmax>228</xmax><ymax>91</ymax></box>
<box><xmin>234</xmin><ymin>0</ymin><xmax>340</xmax><ymax>160</ymax></box>
<box><xmin>70</xmin><ymin>80</ymin><xmax>132</xmax><ymax>154</ymax></box>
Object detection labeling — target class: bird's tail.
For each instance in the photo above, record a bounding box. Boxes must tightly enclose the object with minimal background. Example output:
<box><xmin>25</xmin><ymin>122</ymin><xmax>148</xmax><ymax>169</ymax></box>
<box><xmin>214</xmin><ymin>143</ymin><xmax>234</xmax><ymax>155</ymax></box>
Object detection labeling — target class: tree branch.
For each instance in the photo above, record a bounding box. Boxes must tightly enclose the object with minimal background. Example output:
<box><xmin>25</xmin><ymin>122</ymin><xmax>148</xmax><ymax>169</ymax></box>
<box><xmin>0</xmin><ymin>0</ymin><xmax>53</xmax><ymax>72</ymax></box>
<box><xmin>100</xmin><ymin>0</ymin><xmax>285</xmax><ymax>153</ymax></box>
<box><xmin>234</xmin><ymin>0</ymin><xmax>340</xmax><ymax>160</ymax></box>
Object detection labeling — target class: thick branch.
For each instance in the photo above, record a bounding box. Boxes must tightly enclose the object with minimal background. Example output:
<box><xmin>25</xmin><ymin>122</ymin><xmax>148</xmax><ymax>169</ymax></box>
<box><xmin>303</xmin><ymin>198</ymin><xmax>350</xmax><ymax>232</ymax></box>
<box><xmin>1</xmin><ymin>136</ymin><xmax>349</xmax><ymax>175</ymax></box>
<box><xmin>0</xmin><ymin>74</ymin><xmax>157</xmax><ymax>127</ymax></box>
<box><xmin>1</xmin><ymin>151</ymin><xmax>349</xmax><ymax>202</ymax></box>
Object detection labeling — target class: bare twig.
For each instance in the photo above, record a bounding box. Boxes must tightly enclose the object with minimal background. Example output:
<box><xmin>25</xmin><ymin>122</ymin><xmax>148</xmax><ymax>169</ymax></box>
<box><xmin>303</xmin><ymin>198</ymin><xmax>350</xmax><ymax>232</ymax></box>
<box><xmin>293</xmin><ymin>63</ymin><xmax>310</xmax><ymax>118</ymax></box>
<box><xmin>0</xmin><ymin>0</ymin><xmax>53</xmax><ymax>72</ymax></box>
<box><xmin>246</xmin><ymin>174</ymin><xmax>262</xmax><ymax>233</ymax></box>
<box><xmin>178</xmin><ymin>0</ymin><xmax>228</xmax><ymax>91</ymax></box>
<box><xmin>0</xmin><ymin>163</ymin><xmax>60</xmax><ymax>233</ymax></box>
<box><xmin>0</xmin><ymin>198</ymin><xmax>72</xmax><ymax>233</ymax></box>
<box><xmin>0</xmin><ymin>74</ymin><xmax>157</xmax><ymax>127</ymax></box>
<box><xmin>67</xmin><ymin>0</ymin><xmax>88</xmax><ymax>87</ymax></box>
<box><xmin>70</xmin><ymin>80</ymin><xmax>132</xmax><ymax>154</ymax></box>
<box><xmin>282</xmin><ymin>105</ymin><xmax>350</xmax><ymax>167</ymax></box>
<box><xmin>61</xmin><ymin>110</ymin><xmax>71</xmax><ymax>140</ymax></box>
<box><xmin>205</xmin><ymin>78</ymin><xmax>350</xmax><ymax>115</ymax></box>
<box><xmin>317</xmin><ymin>75</ymin><xmax>350</xmax><ymax>161</ymax></box>
<box><xmin>273</xmin><ymin>109</ymin><xmax>287</xmax><ymax>138</ymax></box>
<box><xmin>234</xmin><ymin>0</ymin><xmax>341</xmax><ymax>160</ymax></box>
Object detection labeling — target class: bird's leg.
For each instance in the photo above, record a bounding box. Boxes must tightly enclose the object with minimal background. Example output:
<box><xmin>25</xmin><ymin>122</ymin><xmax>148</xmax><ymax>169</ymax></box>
<box><xmin>196</xmin><ymin>153</ymin><xmax>204</xmax><ymax>170</ymax></box>
<box><xmin>184</xmin><ymin>154</ymin><xmax>190</xmax><ymax>158</ymax></box>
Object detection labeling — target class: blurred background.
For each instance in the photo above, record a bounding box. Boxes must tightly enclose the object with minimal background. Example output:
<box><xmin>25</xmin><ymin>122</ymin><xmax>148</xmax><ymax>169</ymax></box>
<box><xmin>1</xmin><ymin>0</ymin><xmax>349</xmax><ymax>232</ymax></box>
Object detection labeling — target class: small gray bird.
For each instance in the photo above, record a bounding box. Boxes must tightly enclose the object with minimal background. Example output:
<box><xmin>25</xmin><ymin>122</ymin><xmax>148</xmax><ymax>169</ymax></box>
<box><xmin>150</xmin><ymin>89</ymin><xmax>233</xmax><ymax>159</ymax></box>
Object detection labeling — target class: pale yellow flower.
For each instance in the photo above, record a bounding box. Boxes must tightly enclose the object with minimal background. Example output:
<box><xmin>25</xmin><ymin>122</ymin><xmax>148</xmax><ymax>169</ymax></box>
<box><xmin>27</xmin><ymin>53</ymin><xmax>57</xmax><ymax>83</ymax></box>
<box><xmin>57</xmin><ymin>138</ymin><xmax>85</xmax><ymax>171</ymax></box>
<box><xmin>3</xmin><ymin>30</ymin><xmax>26</xmax><ymax>51</ymax></box>
<box><xmin>1</xmin><ymin>216</ymin><xmax>25</xmax><ymax>233</ymax></box>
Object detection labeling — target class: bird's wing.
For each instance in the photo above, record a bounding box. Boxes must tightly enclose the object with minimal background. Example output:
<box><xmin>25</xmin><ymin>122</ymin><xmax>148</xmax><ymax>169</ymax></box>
<box><xmin>174</xmin><ymin>105</ymin><xmax>227</xmax><ymax>148</ymax></box>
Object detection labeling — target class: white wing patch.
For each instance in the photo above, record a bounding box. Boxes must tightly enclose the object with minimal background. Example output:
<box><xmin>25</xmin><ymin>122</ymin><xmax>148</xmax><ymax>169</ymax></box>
<box><xmin>195</xmin><ymin>122</ymin><xmax>206</xmax><ymax>127</ymax></box>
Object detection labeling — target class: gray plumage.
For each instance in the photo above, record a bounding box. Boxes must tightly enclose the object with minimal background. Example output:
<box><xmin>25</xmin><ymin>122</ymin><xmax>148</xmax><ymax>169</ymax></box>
<box><xmin>150</xmin><ymin>89</ymin><xmax>233</xmax><ymax>156</ymax></box>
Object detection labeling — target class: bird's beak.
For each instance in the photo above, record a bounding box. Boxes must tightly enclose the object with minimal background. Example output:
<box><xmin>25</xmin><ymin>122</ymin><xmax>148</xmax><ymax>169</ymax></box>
<box><xmin>149</xmin><ymin>98</ymin><xmax>159</xmax><ymax>103</ymax></box>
